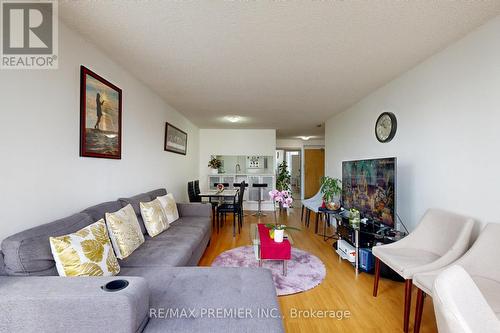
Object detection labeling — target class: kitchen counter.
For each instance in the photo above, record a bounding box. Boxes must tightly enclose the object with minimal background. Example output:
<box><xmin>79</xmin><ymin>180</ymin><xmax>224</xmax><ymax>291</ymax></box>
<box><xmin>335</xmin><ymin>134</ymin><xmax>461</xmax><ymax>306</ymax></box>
<box><xmin>212</xmin><ymin>173</ymin><xmax>275</xmax><ymax>176</ymax></box>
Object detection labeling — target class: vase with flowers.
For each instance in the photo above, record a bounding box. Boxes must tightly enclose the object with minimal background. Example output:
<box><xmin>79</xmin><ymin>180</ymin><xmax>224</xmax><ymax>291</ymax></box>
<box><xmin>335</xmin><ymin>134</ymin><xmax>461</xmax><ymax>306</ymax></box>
<box><xmin>216</xmin><ymin>183</ymin><xmax>225</xmax><ymax>193</ymax></box>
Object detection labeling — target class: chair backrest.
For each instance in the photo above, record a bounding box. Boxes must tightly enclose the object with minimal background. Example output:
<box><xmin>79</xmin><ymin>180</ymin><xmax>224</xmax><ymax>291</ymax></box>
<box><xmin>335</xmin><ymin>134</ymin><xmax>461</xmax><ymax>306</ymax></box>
<box><xmin>433</xmin><ymin>265</ymin><xmax>500</xmax><ymax>333</ymax></box>
<box><xmin>409</xmin><ymin>209</ymin><xmax>474</xmax><ymax>256</ymax></box>
<box><xmin>237</xmin><ymin>181</ymin><xmax>246</xmax><ymax>205</ymax></box>
<box><xmin>188</xmin><ymin>181</ymin><xmax>197</xmax><ymax>202</ymax></box>
<box><xmin>194</xmin><ymin>180</ymin><xmax>201</xmax><ymax>195</ymax></box>
<box><xmin>453</xmin><ymin>223</ymin><xmax>500</xmax><ymax>280</ymax></box>
<box><xmin>310</xmin><ymin>184</ymin><xmax>324</xmax><ymax>200</ymax></box>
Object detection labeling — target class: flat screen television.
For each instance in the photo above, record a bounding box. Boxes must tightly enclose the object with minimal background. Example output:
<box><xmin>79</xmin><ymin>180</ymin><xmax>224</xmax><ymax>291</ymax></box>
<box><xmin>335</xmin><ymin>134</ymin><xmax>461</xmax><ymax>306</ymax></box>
<box><xmin>341</xmin><ymin>157</ymin><xmax>396</xmax><ymax>227</ymax></box>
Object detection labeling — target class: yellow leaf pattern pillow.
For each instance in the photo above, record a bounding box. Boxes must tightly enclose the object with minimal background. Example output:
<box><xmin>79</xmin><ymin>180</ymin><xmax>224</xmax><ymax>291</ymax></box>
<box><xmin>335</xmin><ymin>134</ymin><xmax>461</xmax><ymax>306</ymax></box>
<box><xmin>49</xmin><ymin>220</ymin><xmax>120</xmax><ymax>277</ymax></box>
<box><xmin>157</xmin><ymin>193</ymin><xmax>179</xmax><ymax>224</ymax></box>
<box><xmin>105</xmin><ymin>204</ymin><xmax>145</xmax><ymax>259</ymax></box>
<box><xmin>140</xmin><ymin>199</ymin><xmax>169</xmax><ymax>237</ymax></box>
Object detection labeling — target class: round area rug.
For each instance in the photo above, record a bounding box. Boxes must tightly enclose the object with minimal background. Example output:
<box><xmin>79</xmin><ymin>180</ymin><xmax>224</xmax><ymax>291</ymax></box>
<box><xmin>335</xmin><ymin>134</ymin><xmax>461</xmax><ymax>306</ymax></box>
<box><xmin>211</xmin><ymin>246</ymin><xmax>326</xmax><ymax>296</ymax></box>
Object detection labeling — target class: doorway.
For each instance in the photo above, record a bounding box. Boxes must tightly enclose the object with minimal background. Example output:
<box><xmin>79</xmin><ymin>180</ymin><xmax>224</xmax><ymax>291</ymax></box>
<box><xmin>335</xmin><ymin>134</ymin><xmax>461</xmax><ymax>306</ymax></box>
<box><xmin>304</xmin><ymin>148</ymin><xmax>325</xmax><ymax>198</ymax></box>
<box><xmin>276</xmin><ymin>149</ymin><xmax>302</xmax><ymax>201</ymax></box>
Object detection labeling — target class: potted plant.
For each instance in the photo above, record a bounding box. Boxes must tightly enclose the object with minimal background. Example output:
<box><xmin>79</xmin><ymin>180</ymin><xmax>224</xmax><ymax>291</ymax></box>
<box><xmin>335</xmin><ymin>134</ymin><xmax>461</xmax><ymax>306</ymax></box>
<box><xmin>275</xmin><ymin>161</ymin><xmax>291</xmax><ymax>192</ymax></box>
<box><xmin>265</xmin><ymin>224</ymin><xmax>301</xmax><ymax>243</ymax></box>
<box><xmin>320</xmin><ymin>176</ymin><xmax>342</xmax><ymax>211</ymax></box>
<box><xmin>208</xmin><ymin>156</ymin><xmax>222</xmax><ymax>175</ymax></box>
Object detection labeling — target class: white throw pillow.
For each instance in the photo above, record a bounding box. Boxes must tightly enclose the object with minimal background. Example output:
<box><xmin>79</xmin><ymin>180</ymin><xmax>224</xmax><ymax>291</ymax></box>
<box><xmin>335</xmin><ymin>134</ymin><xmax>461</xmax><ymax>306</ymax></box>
<box><xmin>49</xmin><ymin>219</ymin><xmax>120</xmax><ymax>277</ymax></box>
<box><xmin>157</xmin><ymin>193</ymin><xmax>179</xmax><ymax>224</ymax></box>
<box><xmin>140</xmin><ymin>198</ymin><xmax>169</xmax><ymax>237</ymax></box>
<box><xmin>105</xmin><ymin>204</ymin><xmax>145</xmax><ymax>259</ymax></box>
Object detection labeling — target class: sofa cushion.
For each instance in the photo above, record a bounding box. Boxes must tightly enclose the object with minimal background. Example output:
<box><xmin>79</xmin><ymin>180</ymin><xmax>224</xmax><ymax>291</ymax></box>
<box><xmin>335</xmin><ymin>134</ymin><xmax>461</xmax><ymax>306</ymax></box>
<box><xmin>49</xmin><ymin>219</ymin><xmax>120</xmax><ymax>277</ymax></box>
<box><xmin>118</xmin><ymin>240</ymin><xmax>192</xmax><ymax>268</ymax></box>
<box><xmin>157</xmin><ymin>193</ymin><xmax>179</xmax><ymax>224</ymax></box>
<box><xmin>106</xmin><ymin>205</ymin><xmax>145</xmax><ymax>259</ymax></box>
<box><xmin>145</xmin><ymin>223</ymin><xmax>206</xmax><ymax>251</ymax></box>
<box><xmin>1</xmin><ymin>213</ymin><xmax>95</xmax><ymax>276</ymax></box>
<box><xmin>145</xmin><ymin>188</ymin><xmax>167</xmax><ymax>200</ymax></box>
<box><xmin>81</xmin><ymin>201</ymin><xmax>122</xmax><ymax>222</ymax></box>
<box><xmin>119</xmin><ymin>193</ymin><xmax>152</xmax><ymax>234</ymax></box>
<box><xmin>140</xmin><ymin>199</ymin><xmax>169</xmax><ymax>237</ymax></box>
<box><xmin>120</xmin><ymin>266</ymin><xmax>284</xmax><ymax>333</ymax></box>
<box><xmin>170</xmin><ymin>217</ymin><xmax>211</xmax><ymax>235</ymax></box>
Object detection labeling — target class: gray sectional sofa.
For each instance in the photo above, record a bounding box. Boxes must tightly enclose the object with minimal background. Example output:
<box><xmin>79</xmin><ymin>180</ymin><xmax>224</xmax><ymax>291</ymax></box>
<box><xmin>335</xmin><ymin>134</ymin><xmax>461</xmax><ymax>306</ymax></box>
<box><xmin>0</xmin><ymin>188</ymin><xmax>284</xmax><ymax>333</ymax></box>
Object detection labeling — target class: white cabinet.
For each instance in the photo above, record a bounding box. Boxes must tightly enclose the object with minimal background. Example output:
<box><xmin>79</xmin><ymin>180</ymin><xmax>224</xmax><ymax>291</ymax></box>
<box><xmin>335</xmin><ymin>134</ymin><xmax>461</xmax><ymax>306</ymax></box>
<box><xmin>208</xmin><ymin>174</ymin><xmax>275</xmax><ymax>206</ymax></box>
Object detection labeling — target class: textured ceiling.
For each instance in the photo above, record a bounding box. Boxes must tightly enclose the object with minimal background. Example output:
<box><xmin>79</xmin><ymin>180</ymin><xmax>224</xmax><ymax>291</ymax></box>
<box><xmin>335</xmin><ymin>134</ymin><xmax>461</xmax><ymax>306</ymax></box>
<box><xmin>59</xmin><ymin>1</ymin><xmax>500</xmax><ymax>138</ymax></box>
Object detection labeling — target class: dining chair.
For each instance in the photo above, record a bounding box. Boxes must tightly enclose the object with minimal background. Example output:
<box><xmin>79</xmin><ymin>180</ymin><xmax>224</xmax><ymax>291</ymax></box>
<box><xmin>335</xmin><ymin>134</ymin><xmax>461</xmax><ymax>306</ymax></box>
<box><xmin>194</xmin><ymin>180</ymin><xmax>201</xmax><ymax>197</ymax></box>
<box><xmin>187</xmin><ymin>181</ymin><xmax>200</xmax><ymax>202</ymax></box>
<box><xmin>412</xmin><ymin>223</ymin><xmax>500</xmax><ymax>333</ymax></box>
<box><xmin>372</xmin><ymin>209</ymin><xmax>475</xmax><ymax>333</ymax></box>
<box><xmin>217</xmin><ymin>182</ymin><xmax>246</xmax><ymax>237</ymax></box>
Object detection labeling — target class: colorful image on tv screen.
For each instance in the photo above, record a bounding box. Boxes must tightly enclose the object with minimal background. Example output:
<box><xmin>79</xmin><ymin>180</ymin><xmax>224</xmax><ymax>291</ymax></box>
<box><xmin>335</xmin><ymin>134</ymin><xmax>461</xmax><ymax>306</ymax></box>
<box><xmin>342</xmin><ymin>158</ymin><xmax>396</xmax><ymax>226</ymax></box>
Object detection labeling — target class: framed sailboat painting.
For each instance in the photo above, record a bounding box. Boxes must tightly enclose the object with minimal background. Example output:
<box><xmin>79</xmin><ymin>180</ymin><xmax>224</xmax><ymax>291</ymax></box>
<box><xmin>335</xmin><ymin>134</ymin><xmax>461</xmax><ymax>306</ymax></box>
<box><xmin>80</xmin><ymin>66</ymin><xmax>122</xmax><ymax>159</ymax></box>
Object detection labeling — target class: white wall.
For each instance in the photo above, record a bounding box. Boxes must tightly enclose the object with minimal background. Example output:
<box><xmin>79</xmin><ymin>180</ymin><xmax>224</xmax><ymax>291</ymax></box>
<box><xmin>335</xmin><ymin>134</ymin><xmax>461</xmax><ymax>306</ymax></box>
<box><xmin>0</xmin><ymin>23</ymin><xmax>199</xmax><ymax>242</ymax></box>
<box><xmin>198</xmin><ymin>129</ymin><xmax>276</xmax><ymax>190</ymax></box>
<box><xmin>325</xmin><ymin>15</ymin><xmax>500</xmax><ymax>230</ymax></box>
<box><xmin>276</xmin><ymin>138</ymin><xmax>325</xmax><ymax>149</ymax></box>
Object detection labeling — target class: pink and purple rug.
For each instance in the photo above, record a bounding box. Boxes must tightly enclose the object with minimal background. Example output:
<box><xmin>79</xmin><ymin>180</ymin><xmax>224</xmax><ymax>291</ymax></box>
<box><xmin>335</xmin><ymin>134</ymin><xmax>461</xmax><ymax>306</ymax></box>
<box><xmin>211</xmin><ymin>246</ymin><xmax>326</xmax><ymax>296</ymax></box>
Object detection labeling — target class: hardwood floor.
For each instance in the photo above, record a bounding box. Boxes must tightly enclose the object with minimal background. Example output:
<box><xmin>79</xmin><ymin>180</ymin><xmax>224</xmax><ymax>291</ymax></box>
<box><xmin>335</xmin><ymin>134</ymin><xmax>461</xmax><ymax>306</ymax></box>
<box><xmin>198</xmin><ymin>207</ymin><xmax>438</xmax><ymax>333</ymax></box>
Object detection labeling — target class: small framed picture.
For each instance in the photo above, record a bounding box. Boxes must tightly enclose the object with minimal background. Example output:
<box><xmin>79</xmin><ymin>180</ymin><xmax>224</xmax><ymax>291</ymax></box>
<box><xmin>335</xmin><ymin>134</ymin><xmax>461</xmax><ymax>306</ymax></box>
<box><xmin>80</xmin><ymin>66</ymin><xmax>122</xmax><ymax>159</ymax></box>
<box><xmin>164</xmin><ymin>122</ymin><xmax>187</xmax><ymax>155</ymax></box>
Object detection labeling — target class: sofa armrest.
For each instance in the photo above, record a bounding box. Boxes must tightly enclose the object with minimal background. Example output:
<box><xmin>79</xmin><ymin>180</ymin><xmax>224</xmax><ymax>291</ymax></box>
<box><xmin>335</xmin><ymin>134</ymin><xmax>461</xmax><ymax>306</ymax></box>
<box><xmin>177</xmin><ymin>203</ymin><xmax>211</xmax><ymax>217</ymax></box>
<box><xmin>0</xmin><ymin>276</ymin><xmax>150</xmax><ymax>333</ymax></box>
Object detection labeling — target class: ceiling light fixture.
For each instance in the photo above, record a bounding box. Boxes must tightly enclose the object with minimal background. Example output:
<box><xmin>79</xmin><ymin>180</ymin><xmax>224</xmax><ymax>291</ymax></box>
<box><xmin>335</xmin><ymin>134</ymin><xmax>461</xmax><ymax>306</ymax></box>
<box><xmin>299</xmin><ymin>136</ymin><xmax>312</xmax><ymax>141</ymax></box>
<box><xmin>225</xmin><ymin>115</ymin><xmax>242</xmax><ymax>123</ymax></box>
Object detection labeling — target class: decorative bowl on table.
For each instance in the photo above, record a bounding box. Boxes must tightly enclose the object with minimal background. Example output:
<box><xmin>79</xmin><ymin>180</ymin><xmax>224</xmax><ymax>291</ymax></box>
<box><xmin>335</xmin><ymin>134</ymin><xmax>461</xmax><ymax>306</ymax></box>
<box><xmin>216</xmin><ymin>184</ymin><xmax>225</xmax><ymax>193</ymax></box>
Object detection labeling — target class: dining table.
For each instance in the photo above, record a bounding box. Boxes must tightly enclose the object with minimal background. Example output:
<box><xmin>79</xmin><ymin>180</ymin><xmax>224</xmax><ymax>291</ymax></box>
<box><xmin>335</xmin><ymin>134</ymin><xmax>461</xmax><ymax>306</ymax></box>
<box><xmin>198</xmin><ymin>189</ymin><xmax>239</xmax><ymax>232</ymax></box>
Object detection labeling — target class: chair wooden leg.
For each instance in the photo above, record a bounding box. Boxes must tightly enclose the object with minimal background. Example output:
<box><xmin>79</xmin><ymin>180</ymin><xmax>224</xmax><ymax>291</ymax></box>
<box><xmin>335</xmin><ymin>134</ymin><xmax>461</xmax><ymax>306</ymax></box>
<box><xmin>306</xmin><ymin>209</ymin><xmax>311</xmax><ymax>227</ymax></box>
<box><xmin>373</xmin><ymin>257</ymin><xmax>381</xmax><ymax>297</ymax></box>
<box><xmin>232</xmin><ymin>212</ymin><xmax>236</xmax><ymax>237</ymax></box>
<box><xmin>301</xmin><ymin>205</ymin><xmax>305</xmax><ymax>221</ymax></box>
<box><xmin>404</xmin><ymin>279</ymin><xmax>413</xmax><ymax>333</ymax></box>
<box><xmin>216</xmin><ymin>211</ymin><xmax>219</xmax><ymax>233</ymax></box>
<box><xmin>414</xmin><ymin>289</ymin><xmax>425</xmax><ymax>333</ymax></box>
<box><xmin>314</xmin><ymin>212</ymin><xmax>319</xmax><ymax>234</ymax></box>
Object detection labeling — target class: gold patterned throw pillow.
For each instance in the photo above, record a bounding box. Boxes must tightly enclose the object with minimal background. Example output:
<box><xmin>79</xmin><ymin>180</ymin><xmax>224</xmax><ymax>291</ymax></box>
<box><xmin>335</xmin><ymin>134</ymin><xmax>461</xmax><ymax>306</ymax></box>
<box><xmin>157</xmin><ymin>193</ymin><xmax>179</xmax><ymax>224</ymax></box>
<box><xmin>140</xmin><ymin>199</ymin><xmax>169</xmax><ymax>237</ymax></box>
<box><xmin>49</xmin><ymin>219</ymin><xmax>120</xmax><ymax>277</ymax></box>
<box><xmin>105</xmin><ymin>204</ymin><xmax>145</xmax><ymax>259</ymax></box>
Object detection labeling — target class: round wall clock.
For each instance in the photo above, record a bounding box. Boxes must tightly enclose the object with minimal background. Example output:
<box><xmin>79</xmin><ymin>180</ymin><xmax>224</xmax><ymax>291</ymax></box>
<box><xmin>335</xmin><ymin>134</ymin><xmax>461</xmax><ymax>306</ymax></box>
<box><xmin>375</xmin><ymin>112</ymin><xmax>397</xmax><ymax>143</ymax></box>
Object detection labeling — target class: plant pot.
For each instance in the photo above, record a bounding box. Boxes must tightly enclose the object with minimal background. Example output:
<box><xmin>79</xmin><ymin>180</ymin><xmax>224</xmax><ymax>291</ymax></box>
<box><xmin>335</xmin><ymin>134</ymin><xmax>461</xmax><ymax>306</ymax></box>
<box><xmin>274</xmin><ymin>229</ymin><xmax>284</xmax><ymax>243</ymax></box>
<box><xmin>326</xmin><ymin>201</ymin><xmax>341</xmax><ymax>211</ymax></box>
<box><xmin>209</xmin><ymin>168</ymin><xmax>218</xmax><ymax>175</ymax></box>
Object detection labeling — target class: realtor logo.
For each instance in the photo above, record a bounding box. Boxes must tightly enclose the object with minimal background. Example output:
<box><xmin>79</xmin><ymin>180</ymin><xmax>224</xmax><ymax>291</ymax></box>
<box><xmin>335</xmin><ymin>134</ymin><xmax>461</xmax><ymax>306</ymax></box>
<box><xmin>1</xmin><ymin>0</ymin><xmax>58</xmax><ymax>69</ymax></box>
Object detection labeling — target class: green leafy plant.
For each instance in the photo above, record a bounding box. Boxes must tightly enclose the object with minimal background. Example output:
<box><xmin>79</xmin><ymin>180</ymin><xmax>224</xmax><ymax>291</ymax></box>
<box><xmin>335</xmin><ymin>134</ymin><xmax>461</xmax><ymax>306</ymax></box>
<box><xmin>265</xmin><ymin>223</ymin><xmax>301</xmax><ymax>231</ymax></box>
<box><xmin>276</xmin><ymin>161</ymin><xmax>291</xmax><ymax>191</ymax></box>
<box><xmin>320</xmin><ymin>176</ymin><xmax>342</xmax><ymax>203</ymax></box>
<box><xmin>208</xmin><ymin>156</ymin><xmax>222</xmax><ymax>169</ymax></box>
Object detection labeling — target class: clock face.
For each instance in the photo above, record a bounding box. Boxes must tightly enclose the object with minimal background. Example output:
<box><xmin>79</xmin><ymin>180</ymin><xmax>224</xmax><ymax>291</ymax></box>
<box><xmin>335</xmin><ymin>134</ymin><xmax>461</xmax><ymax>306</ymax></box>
<box><xmin>375</xmin><ymin>112</ymin><xmax>397</xmax><ymax>142</ymax></box>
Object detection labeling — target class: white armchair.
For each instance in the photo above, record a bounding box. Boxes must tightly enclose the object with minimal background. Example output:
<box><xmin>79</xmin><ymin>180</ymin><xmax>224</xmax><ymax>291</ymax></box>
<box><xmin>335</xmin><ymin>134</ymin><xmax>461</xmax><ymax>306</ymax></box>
<box><xmin>433</xmin><ymin>265</ymin><xmax>500</xmax><ymax>333</ymax></box>
<box><xmin>301</xmin><ymin>186</ymin><xmax>324</xmax><ymax>231</ymax></box>
<box><xmin>413</xmin><ymin>223</ymin><xmax>500</xmax><ymax>333</ymax></box>
<box><xmin>372</xmin><ymin>208</ymin><xmax>475</xmax><ymax>333</ymax></box>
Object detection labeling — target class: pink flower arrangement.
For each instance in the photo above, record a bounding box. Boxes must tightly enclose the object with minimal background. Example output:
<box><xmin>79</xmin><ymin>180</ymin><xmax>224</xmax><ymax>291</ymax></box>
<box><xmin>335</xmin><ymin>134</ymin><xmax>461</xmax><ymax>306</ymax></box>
<box><xmin>216</xmin><ymin>183</ymin><xmax>225</xmax><ymax>192</ymax></box>
<box><xmin>269</xmin><ymin>189</ymin><xmax>293</xmax><ymax>208</ymax></box>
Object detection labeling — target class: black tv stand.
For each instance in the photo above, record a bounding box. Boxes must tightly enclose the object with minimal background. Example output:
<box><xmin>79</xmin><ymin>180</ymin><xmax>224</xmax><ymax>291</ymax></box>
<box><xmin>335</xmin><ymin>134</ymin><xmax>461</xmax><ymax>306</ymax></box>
<box><xmin>320</xmin><ymin>208</ymin><xmax>406</xmax><ymax>278</ymax></box>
